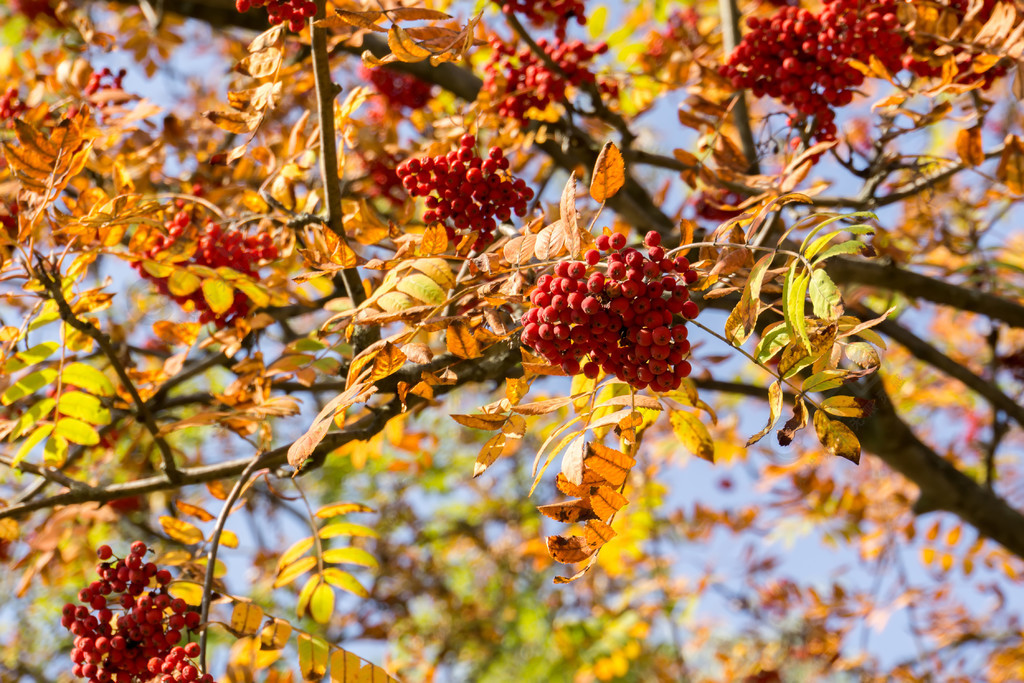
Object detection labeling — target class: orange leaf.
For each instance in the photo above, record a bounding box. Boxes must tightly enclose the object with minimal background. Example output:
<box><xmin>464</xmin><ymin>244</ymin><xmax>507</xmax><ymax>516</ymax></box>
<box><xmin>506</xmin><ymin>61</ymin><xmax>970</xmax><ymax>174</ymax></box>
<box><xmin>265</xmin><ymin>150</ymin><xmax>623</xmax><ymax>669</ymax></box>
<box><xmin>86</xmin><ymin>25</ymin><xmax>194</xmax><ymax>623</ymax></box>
<box><xmin>956</xmin><ymin>126</ymin><xmax>985</xmax><ymax>167</ymax></box>
<box><xmin>584</xmin><ymin>442</ymin><xmax>635</xmax><ymax>487</ymax></box>
<box><xmin>537</xmin><ymin>499</ymin><xmax>598</xmax><ymax>524</ymax></box>
<box><xmin>368</xmin><ymin>342</ymin><xmax>406</xmax><ymax>382</ymax></box>
<box><xmin>590</xmin><ymin>141</ymin><xmax>625</xmax><ymax>202</ymax></box>
<box><xmin>590</xmin><ymin>485</ymin><xmax>628</xmax><ymax>519</ymax></box>
<box><xmin>420</xmin><ymin>223</ymin><xmax>448</xmax><ymax>255</ymax></box>
<box><xmin>446</xmin><ymin>320</ymin><xmax>481</xmax><ymax>358</ymax></box>
<box><xmin>585</xmin><ymin>519</ymin><xmax>617</xmax><ymax>549</ymax></box>
<box><xmin>546</xmin><ymin>534</ymin><xmax>595</xmax><ymax>564</ymax></box>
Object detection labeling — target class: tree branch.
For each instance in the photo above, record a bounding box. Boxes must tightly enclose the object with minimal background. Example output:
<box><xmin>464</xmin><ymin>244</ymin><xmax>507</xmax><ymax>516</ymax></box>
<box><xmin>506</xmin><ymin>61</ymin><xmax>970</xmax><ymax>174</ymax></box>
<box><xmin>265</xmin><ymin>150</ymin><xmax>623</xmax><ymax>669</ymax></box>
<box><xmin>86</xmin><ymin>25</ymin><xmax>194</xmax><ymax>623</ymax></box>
<box><xmin>35</xmin><ymin>258</ymin><xmax>182</xmax><ymax>482</ymax></box>
<box><xmin>310</xmin><ymin>0</ymin><xmax>363</xmax><ymax>307</ymax></box>
<box><xmin>828</xmin><ymin>258</ymin><xmax>1024</xmax><ymax>329</ymax></box>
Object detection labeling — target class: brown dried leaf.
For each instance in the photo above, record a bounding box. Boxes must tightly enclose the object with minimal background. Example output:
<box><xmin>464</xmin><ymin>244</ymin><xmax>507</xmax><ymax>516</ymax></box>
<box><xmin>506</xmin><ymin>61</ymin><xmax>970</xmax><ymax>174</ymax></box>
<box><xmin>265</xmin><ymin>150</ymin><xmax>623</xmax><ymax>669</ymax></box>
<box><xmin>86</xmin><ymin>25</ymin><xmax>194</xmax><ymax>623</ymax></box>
<box><xmin>546</xmin><ymin>534</ymin><xmax>595</xmax><ymax>564</ymax></box>
<box><xmin>537</xmin><ymin>499</ymin><xmax>599</xmax><ymax>523</ymax></box>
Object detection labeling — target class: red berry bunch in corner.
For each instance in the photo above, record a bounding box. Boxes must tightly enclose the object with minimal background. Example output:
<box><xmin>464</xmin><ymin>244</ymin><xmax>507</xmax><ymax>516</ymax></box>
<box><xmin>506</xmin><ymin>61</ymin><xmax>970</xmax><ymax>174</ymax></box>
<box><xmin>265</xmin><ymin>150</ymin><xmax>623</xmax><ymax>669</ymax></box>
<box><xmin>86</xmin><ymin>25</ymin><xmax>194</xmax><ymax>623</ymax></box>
<box><xmin>133</xmin><ymin>205</ymin><xmax>278</xmax><ymax>328</ymax></box>
<box><xmin>494</xmin><ymin>0</ymin><xmax>586</xmax><ymax>40</ymax></box>
<box><xmin>520</xmin><ymin>231</ymin><xmax>701</xmax><ymax>392</ymax></box>
<box><xmin>0</xmin><ymin>87</ymin><xmax>27</xmax><ymax>128</ymax></box>
<box><xmin>235</xmin><ymin>0</ymin><xmax>316</xmax><ymax>32</ymax></box>
<box><xmin>359</xmin><ymin>65</ymin><xmax>434</xmax><ymax>115</ymax></box>
<box><xmin>720</xmin><ymin>0</ymin><xmax>905</xmax><ymax>143</ymax></box>
<box><xmin>483</xmin><ymin>37</ymin><xmax>618</xmax><ymax>124</ymax></box>
<box><xmin>396</xmin><ymin>134</ymin><xmax>534</xmax><ymax>249</ymax></box>
<box><xmin>62</xmin><ymin>541</ymin><xmax>212</xmax><ymax>683</ymax></box>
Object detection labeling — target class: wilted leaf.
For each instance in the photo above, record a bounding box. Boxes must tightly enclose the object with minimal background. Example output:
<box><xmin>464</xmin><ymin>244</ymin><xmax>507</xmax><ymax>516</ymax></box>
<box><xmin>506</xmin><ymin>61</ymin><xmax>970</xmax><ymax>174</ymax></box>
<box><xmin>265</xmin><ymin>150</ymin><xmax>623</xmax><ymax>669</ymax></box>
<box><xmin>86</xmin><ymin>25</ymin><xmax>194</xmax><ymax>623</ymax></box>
<box><xmin>451</xmin><ymin>413</ymin><xmax>507</xmax><ymax>430</ymax></box>
<box><xmin>538</xmin><ymin>499</ymin><xmax>598</xmax><ymax>523</ymax></box>
<box><xmin>585</xmin><ymin>519</ymin><xmax>617</xmax><ymax>549</ymax></box>
<box><xmin>813</xmin><ymin>409</ymin><xmax>861</xmax><ymax>464</ymax></box>
<box><xmin>590</xmin><ymin>486</ymin><xmax>628</xmax><ymax>519</ymax></box>
<box><xmin>956</xmin><ymin>126</ymin><xmax>985</xmax><ymax>167</ymax></box>
<box><xmin>777</xmin><ymin>398</ymin><xmax>808</xmax><ymax>446</ymax></box>
<box><xmin>388</xmin><ymin>25</ymin><xmax>433</xmax><ymax>62</ymax></box>
<box><xmin>260</xmin><ymin>618</ymin><xmax>292</xmax><ymax>650</ymax></box>
<box><xmin>546</xmin><ymin>534</ymin><xmax>595</xmax><ymax>564</ymax></box>
<box><xmin>746</xmin><ymin>380</ymin><xmax>783</xmax><ymax>446</ymax></box>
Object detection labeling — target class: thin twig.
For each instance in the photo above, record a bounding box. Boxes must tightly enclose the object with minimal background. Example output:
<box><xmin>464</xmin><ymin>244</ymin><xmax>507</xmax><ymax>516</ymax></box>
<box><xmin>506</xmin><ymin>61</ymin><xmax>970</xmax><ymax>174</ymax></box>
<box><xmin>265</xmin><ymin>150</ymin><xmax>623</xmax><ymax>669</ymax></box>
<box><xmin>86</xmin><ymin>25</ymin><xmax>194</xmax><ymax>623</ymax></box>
<box><xmin>198</xmin><ymin>457</ymin><xmax>264</xmax><ymax>674</ymax></box>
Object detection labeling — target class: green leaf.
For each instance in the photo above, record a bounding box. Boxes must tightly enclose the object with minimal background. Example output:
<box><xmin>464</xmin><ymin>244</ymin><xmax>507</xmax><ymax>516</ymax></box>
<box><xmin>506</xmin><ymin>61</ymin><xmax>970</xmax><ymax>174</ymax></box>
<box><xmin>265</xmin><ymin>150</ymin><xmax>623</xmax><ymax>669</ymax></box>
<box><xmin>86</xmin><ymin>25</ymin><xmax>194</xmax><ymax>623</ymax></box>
<box><xmin>809</xmin><ymin>269</ymin><xmax>842</xmax><ymax>320</ymax></box>
<box><xmin>668</xmin><ymin>410</ymin><xmax>715</xmax><ymax>463</ymax></box>
<box><xmin>810</xmin><ymin>240</ymin><xmax>867</xmax><ymax>265</ymax></box>
<box><xmin>61</xmin><ymin>363</ymin><xmax>115</xmax><ymax>397</ymax></box>
<box><xmin>783</xmin><ymin>263</ymin><xmax>812</xmax><ymax>353</ymax></box>
<box><xmin>799</xmin><ymin>212</ymin><xmax>875</xmax><ymax>256</ymax></box>
<box><xmin>2</xmin><ymin>369</ymin><xmax>58</xmax><ymax>406</ymax></box>
<box><xmin>322</xmin><ymin>568</ymin><xmax>369</xmax><ymax>597</ymax></box>
<box><xmin>201</xmin><ymin>278</ymin><xmax>234</xmax><ymax>315</ymax></box>
<box><xmin>54</xmin><ymin>417</ymin><xmax>100</xmax><ymax>446</ymax></box>
<box><xmin>754</xmin><ymin>323</ymin><xmax>791</xmax><ymax>364</ymax></box>
<box><xmin>802</xmin><ymin>370</ymin><xmax>846</xmax><ymax>394</ymax></box>
<box><xmin>322</xmin><ymin>546</ymin><xmax>378</xmax><ymax>568</ymax></box>
<box><xmin>58</xmin><ymin>391</ymin><xmax>111</xmax><ymax>425</ymax></box>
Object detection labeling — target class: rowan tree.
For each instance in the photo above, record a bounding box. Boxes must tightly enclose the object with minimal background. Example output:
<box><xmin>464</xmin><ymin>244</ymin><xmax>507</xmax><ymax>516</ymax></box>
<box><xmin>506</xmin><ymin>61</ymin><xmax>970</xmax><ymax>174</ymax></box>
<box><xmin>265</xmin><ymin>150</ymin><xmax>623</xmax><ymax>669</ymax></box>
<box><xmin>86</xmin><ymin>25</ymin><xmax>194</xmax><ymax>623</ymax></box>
<box><xmin>1</xmin><ymin>0</ymin><xmax>1023</xmax><ymax>681</ymax></box>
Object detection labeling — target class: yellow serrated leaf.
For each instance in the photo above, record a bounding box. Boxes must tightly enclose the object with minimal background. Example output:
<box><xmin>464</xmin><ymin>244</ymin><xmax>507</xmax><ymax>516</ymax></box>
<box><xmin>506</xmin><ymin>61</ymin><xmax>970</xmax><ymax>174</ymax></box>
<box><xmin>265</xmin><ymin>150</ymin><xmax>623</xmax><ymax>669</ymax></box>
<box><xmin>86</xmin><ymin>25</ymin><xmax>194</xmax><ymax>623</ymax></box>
<box><xmin>159</xmin><ymin>516</ymin><xmax>204</xmax><ymax>545</ymax></box>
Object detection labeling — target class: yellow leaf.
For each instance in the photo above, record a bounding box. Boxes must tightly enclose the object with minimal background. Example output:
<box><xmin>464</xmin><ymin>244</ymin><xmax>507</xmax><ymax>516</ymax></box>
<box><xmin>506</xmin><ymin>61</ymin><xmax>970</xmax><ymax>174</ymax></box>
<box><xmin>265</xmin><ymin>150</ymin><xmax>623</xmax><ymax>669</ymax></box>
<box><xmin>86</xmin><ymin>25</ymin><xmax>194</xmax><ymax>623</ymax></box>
<box><xmin>446</xmin><ymin>320</ymin><xmax>480</xmax><ymax>358</ymax></box>
<box><xmin>997</xmin><ymin>135</ymin><xmax>1024</xmax><ymax>194</ymax></box>
<box><xmin>230</xmin><ymin>601</ymin><xmax>265</xmax><ymax>636</ymax></box>
<box><xmin>590</xmin><ymin>141</ymin><xmax>625</xmax><ymax>202</ymax></box>
<box><xmin>153</xmin><ymin>321</ymin><xmax>200</xmax><ymax>347</ymax></box>
<box><xmin>159</xmin><ymin>516</ymin><xmax>204</xmax><ymax>545</ymax></box>
<box><xmin>420</xmin><ymin>223</ymin><xmax>448</xmax><ymax>254</ymax></box>
<box><xmin>388</xmin><ymin>25</ymin><xmax>432</xmax><ymax>62</ymax></box>
<box><xmin>297</xmin><ymin>634</ymin><xmax>329</xmax><ymax>680</ymax></box>
<box><xmin>668</xmin><ymin>410</ymin><xmax>715</xmax><ymax>462</ymax></box>
<box><xmin>316</xmin><ymin>502</ymin><xmax>375</xmax><ymax>518</ymax></box>
<box><xmin>167</xmin><ymin>580</ymin><xmax>204</xmax><ymax>606</ymax></box>
<box><xmin>260</xmin><ymin>618</ymin><xmax>292</xmax><ymax>650</ymax></box>
<box><xmin>273</xmin><ymin>556</ymin><xmax>317</xmax><ymax>588</ymax></box>
<box><xmin>309</xmin><ymin>582</ymin><xmax>335</xmax><ymax>625</ymax></box>
<box><xmin>201</xmin><ymin>278</ymin><xmax>234</xmax><ymax>315</ymax></box>
<box><xmin>277</xmin><ymin>537</ymin><xmax>314</xmax><ymax>572</ymax></box>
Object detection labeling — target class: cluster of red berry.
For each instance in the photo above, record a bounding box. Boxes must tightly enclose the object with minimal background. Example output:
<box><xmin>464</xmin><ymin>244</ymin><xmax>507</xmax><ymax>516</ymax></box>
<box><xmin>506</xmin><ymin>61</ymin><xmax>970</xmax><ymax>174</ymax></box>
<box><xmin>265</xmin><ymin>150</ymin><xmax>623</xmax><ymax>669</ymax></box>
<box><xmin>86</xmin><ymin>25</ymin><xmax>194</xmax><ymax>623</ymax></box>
<box><xmin>359</xmin><ymin>65</ymin><xmax>433</xmax><ymax>115</ymax></box>
<box><xmin>134</xmin><ymin>202</ymin><xmax>278</xmax><ymax>328</ymax></box>
<box><xmin>903</xmin><ymin>0</ymin><xmax>1006</xmax><ymax>87</ymax></box>
<box><xmin>84</xmin><ymin>67</ymin><xmax>127</xmax><ymax>98</ymax></box>
<box><xmin>62</xmin><ymin>541</ymin><xmax>211</xmax><ymax>683</ymax></box>
<box><xmin>520</xmin><ymin>231</ymin><xmax>700</xmax><ymax>392</ymax></box>
<box><xmin>0</xmin><ymin>87</ymin><xmax>27</xmax><ymax>128</ymax></box>
<box><xmin>493</xmin><ymin>0</ymin><xmax>586</xmax><ymax>40</ymax></box>
<box><xmin>720</xmin><ymin>0</ymin><xmax>904</xmax><ymax>142</ymax></box>
<box><xmin>644</xmin><ymin>8</ymin><xmax>702</xmax><ymax>64</ymax></box>
<box><xmin>235</xmin><ymin>0</ymin><xmax>315</xmax><ymax>32</ymax></box>
<box><xmin>396</xmin><ymin>134</ymin><xmax>534</xmax><ymax>249</ymax></box>
<box><xmin>482</xmin><ymin>37</ymin><xmax>617</xmax><ymax>123</ymax></box>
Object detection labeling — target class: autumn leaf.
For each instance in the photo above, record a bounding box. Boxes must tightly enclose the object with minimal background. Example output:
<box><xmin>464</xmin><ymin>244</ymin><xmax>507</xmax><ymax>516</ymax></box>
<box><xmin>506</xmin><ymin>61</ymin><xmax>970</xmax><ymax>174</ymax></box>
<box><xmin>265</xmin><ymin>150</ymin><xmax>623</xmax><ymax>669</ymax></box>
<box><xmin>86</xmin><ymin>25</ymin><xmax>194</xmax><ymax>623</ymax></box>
<box><xmin>546</xmin><ymin>534</ymin><xmax>595</xmax><ymax>564</ymax></box>
<box><xmin>668</xmin><ymin>410</ymin><xmax>715</xmax><ymax>463</ymax></box>
<box><xmin>446</xmin><ymin>320</ymin><xmax>481</xmax><ymax>358</ymax></box>
<box><xmin>813</xmin><ymin>409</ymin><xmax>861</xmax><ymax>464</ymax></box>
<box><xmin>590</xmin><ymin>141</ymin><xmax>625</xmax><ymax>202</ymax></box>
